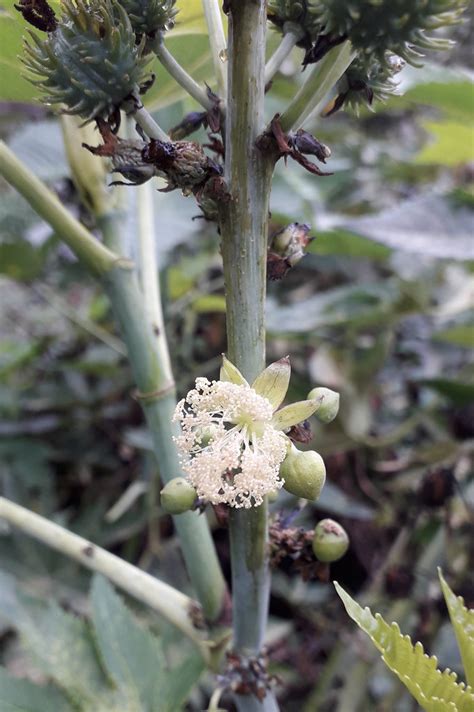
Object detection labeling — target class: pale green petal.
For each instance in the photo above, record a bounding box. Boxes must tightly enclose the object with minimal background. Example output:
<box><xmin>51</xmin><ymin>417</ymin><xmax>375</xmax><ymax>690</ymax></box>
<box><xmin>252</xmin><ymin>357</ymin><xmax>291</xmax><ymax>410</ymax></box>
<box><xmin>219</xmin><ymin>355</ymin><xmax>248</xmax><ymax>386</ymax></box>
<box><xmin>272</xmin><ymin>397</ymin><xmax>322</xmax><ymax>430</ymax></box>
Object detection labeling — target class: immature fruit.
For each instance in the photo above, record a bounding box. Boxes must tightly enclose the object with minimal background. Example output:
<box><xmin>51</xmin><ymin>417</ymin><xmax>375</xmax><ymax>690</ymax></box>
<box><xmin>22</xmin><ymin>0</ymin><xmax>149</xmax><ymax>122</ymax></box>
<box><xmin>280</xmin><ymin>445</ymin><xmax>326</xmax><ymax>500</ymax></box>
<box><xmin>307</xmin><ymin>387</ymin><xmax>340</xmax><ymax>424</ymax></box>
<box><xmin>160</xmin><ymin>477</ymin><xmax>197</xmax><ymax>514</ymax></box>
<box><xmin>118</xmin><ymin>0</ymin><xmax>176</xmax><ymax>37</ymax></box>
<box><xmin>312</xmin><ymin>518</ymin><xmax>349</xmax><ymax>562</ymax></box>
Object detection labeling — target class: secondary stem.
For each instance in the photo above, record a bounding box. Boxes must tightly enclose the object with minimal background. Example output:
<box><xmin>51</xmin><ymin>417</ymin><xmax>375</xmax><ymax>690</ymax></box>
<box><xmin>219</xmin><ymin>2</ymin><xmax>278</xmax><ymax>710</ymax></box>
<box><xmin>279</xmin><ymin>40</ymin><xmax>355</xmax><ymax>131</ymax></box>
<box><xmin>264</xmin><ymin>27</ymin><xmax>303</xmax><ymax>86</ymax></box>
<box><xmin>202</xmin><ymin>0</ymin><xmax>228</xmax><ymax>97</ymax></box>
<box><xmin>0</xmin><ymin>141</ymin><xmax>117</xmax><ymax>276</ymax></box>
<box><xmin>0</xmin><ymin>497</ymin><xmax>209</xmax><ymax>655</ymax></box>
<box><xmin>154</xmin><ymin>41</ymin><xmax>215</xmax><ymax>111</ymax></box>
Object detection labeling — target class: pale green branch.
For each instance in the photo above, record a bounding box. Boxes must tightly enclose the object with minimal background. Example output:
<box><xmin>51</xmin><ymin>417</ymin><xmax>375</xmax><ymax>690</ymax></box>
<box><xmin>202</xmin><ymin>0</ymin><xmax>228</xmax><ymax>96</ymax></box>
<box><xmin>264</xmin><ymin>27</ymin><xmax>303</xmax><ymax>85</ymax></box>
<box><xmin>279</xmin><ymin>41</ymin><xmax>356</xmax><ymax>131</ymax></box>
<box><xmin>154</xmin><ymin>41</ymin><xmax>215</xmax><ymax>111</ymax></box>
<box><xmin>0</xmin><ymin>141</ymin><xmax>119</xmax><ymax>276</ymax></box>
<box><xmin>0</xmin><ymin>496</ymin><xmax>210</xmax><ymax>658</ymax></box>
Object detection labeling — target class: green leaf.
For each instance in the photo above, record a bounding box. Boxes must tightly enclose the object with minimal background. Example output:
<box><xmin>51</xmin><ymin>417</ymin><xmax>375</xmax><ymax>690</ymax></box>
<box><xmin>335</xmin><ymin>582</ymin><xmax>474</xmax><ymax>712</ymax></box>
<box><xmin>0</xmin><ymin>241</ymin><xmax>45</xmax><ymax>282</ymax></box>
<box><xmin>252</xmin><ymin>357</ymin><xmax>291</xmax><ymax>410</ymax></box>
<box><xmin>0</xmin><ymin>667</ymin><xmax>72</xmax><ymax>712</ymax></box>
<box><xmin>16</xmin><ymin>600</ymin><xmax>110</xmax><ymax>707</ymax></box>
<box><xmin>90</xmin><ymin>575</ymin><xmax>167</xmax><ymax>711</ymax></box>
<box><xmin>342</xmin><ymin>195</ymin><xmax>474</xmax><ymax>261</ymax></box>
<box><xmin>419</xmin><ymin>379</ymin><xmax>474</xmax><ymax>406</ymax></box>
<box><xmin>159</xmin><ymin>652</ymin><xmax>206</xmax><ymax>712</ymax></box>
<box><xmin>416</xmin><ymin>121</ymin><xmax>474</xmax><ymax>167</ymax></box>
<box><xmin>272</xmin><ymin>398</ymin><xmax>323</xmax><ymax>430</ymax></box>
<box><xmin>309</xmin><ymin>229</ymin><xmax>391</xmax><ymax>260</ymax></box>
<box><xmin>438</xmin><ymin>569</ymin><xmax>474</xmax><ymax>688</ymax></box>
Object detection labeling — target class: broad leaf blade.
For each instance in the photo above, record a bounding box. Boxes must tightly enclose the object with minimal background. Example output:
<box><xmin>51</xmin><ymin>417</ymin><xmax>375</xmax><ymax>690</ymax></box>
<box><xmin>160</xmin><ymin>652</ymin><xmax>206</xmax><ymax>712</ymax></box>
<box><xmin>0</xmin><ymin>667</ymin><xmax>72</xmax><ymax>712</ymax></box>
<box><xmin>335</xmin><ymin>582</ymin><xmax>474</xmax><ymax>712</ymax></box>
<box><xmin>439</xmin><ymin>569</ymin><xmax>474</xmax><ymax>688</ymax></box>
<box><xmin>90</xmin><ymin>575</ymin><xmax>167</xmax><ymax>711</ymax></box>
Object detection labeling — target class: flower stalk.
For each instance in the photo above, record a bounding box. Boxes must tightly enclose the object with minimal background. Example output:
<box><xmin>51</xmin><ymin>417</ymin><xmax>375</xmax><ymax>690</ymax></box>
<box><xmin>264</xmin><ymin>27</ymin><xmax>304</xmax><ymax>85</ymax></box>
<box><xmin>154</xmin><ymin>39</ymin><xmax>215</xmax><ymax>110</ymax></box>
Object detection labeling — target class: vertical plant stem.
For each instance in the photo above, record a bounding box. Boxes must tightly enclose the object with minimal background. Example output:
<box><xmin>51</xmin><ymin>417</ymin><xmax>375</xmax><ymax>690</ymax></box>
<box><xmin>219</xmin><ymin>2</ymin><xmax>278</xmax><ymax>710</ymax></box>
<box><xmin>202</xmin><ymin>0</ymin><xmax>228</xmax><ymax>96</ymax></box>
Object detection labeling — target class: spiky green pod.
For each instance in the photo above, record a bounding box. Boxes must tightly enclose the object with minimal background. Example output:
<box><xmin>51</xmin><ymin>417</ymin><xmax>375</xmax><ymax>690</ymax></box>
<box><xmin>117</xmin><ymin>0</ymin><xmax>177</xmax><ymax>38</ymax></box>
<box><xmin>267</xmin><ymin>0</ymin><xmax>322</xmax><ymax>46</ymax></box>
<box><xmin>332</xmin><ymin>54</ymin><xmax>405</xmax><ymax>114</ymax></box>
<box><xmin>310</xmin><ymin>0</ymin><xmax>465</xmax><ymax>68</ymax></box>
<box><xmin>22</xmin><ymin>0</ymin><xmax>149</xmax><ymax>121</ymax></box>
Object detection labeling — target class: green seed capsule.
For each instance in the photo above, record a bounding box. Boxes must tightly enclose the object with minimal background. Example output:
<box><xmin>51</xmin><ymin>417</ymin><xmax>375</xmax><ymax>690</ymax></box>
<box><xmin>280</xmin><ymin>445</ymin><xmax>326</xmax><ymax>500</ymax></box>
<box><xmin>160</xmin><ymin>477</ymin><xmax>197</xmax><ymax>514</ymax></box>
<box><xmin>312</xmin><ymin>518</ymin><xmax>349</xmax><ymax>562</ymax></box>
<box><xmin>307</xmin><ymin>387</ymin><xmax>340</xmax><ymax>424</ymax></box>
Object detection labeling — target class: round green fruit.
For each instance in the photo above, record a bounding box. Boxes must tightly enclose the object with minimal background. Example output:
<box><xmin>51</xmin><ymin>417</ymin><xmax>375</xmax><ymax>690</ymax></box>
<box><xmin>312</xmin><ymin>518</ymin><xmax>349</xmax><ymax>562</ymax></box>
<box><xmin>280</xmin><ymin>446</ymin><xmax>326</xmax><ymax>500</ymax></box>
<box><xmin>160</xmin><ymin>477</ymin><xmax>197</xmax><ymax>514</ymax></box>
<box><xmin>307</xmin><ymin>387</ymin><xmax>340</xmax><ymax>423</ymax></box>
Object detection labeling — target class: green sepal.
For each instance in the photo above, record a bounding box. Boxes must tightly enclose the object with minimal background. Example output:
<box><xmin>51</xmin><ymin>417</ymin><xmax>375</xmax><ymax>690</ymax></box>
<box><xmin>219</xmin><ymin>355</ymin><xmax>248</xmax><ymax>386</ymax></box>
<box><xmin>252</xmin><ymin>356</ymin><xmax>290</xmax><ymax>410</ymax></box>
<box><xmin>272</xmin><ymin>397</ymin><xmax>322</xmax><ymax>430</ymax></box>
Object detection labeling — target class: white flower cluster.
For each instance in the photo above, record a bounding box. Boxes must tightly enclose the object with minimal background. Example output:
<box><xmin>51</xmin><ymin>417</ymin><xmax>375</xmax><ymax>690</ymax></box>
<box><xmin>173</xmin><ymin>377</ymin><xmax>288</xmax><ymax>508</ymax></box>
<box><xmin>173</xmin><ymin>356</ymin><xmax>329</xmax><ymax>509</ymax></box>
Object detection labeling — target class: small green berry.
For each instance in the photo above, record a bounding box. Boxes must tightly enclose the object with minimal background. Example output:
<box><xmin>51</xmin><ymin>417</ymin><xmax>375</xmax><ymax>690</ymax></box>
<box><xmin>312</xmin><ymin>518</ymin><xmax>349</xmax><ymax>562</ymax></box>
<box><xmin>307</xmin><ymin>387</ymin><xmax>340</xmax><ymax>424</ymax></box>
<box><xmin>280</xmin><ymin>445</ymin><xmax>326</xmax><ymax>500</ymax></box>
<box><xmin>160</xmin><ymin>477</ymin><xmax>197</xmax><ymax>514</ymax></box>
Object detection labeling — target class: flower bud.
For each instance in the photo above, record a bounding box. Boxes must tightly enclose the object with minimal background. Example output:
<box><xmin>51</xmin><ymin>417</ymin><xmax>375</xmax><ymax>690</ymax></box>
<box><xmin>280</xmin><ymin>444</ymin><xmax>326</xmax><ymax>500</ymax></box>
<box><xmin>312</xmin><ymin>519</ymin><xmax>349</xmax><ymax>562</ymax></box>
<box><xmin>307</xmin><ymin>387</ymin><xmax>340</xmax><ymax>424</ymax></box>
<box><xmin>160</xmin><ymin>477</ymin><xmax>197</xmax><ymax>514</ymax></box>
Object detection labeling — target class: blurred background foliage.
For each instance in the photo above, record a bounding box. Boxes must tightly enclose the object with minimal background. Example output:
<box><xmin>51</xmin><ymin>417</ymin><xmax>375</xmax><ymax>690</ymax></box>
<box><xmin>0</xmin><ymin>2</ymin><xmax>473</xmax><ymax>710</ymax></box>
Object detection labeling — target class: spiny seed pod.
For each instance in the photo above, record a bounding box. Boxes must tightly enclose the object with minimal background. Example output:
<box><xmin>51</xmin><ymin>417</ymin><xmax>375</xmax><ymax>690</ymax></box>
<box><xmin>280</xmin><ymin>444</ymin><xmax>326</xmax><ymax>500</ymax></box>
<box><xmin>312</xmin><ymin>518</ymin><xmax>349</xmax><ymax>562</ymax></box>
<box><xmin>117</xmin><ymin>0</ymin><xmax>177</xmax><ymax>38</ymax></box>
<box><xmin>310</xmin><ymin>0</ymin><xmax>465</xmax><ymax>69</ymax></box>
<box><xmin>325</xmin><ymin>55</ymin><xmax>405</xmax><ymax>115</ymax></box>
<box><xmin>307</xmin><ymin>387</ymin><xmax>340</xmax><ymax>423</ymax></box>
<box><xmin>267</xmin><ymin>0</ymin><xmax>322</xmax><ymax>47</ymax></box>
<box><xmin>160</xmin><ymin>477</ymin><xmax>197</xmax><ymax>514</ymax></box>
<box><xmin>22</xmin><ymin>0</ymin><xmax>149</xmax><ymax>122</ymax></box>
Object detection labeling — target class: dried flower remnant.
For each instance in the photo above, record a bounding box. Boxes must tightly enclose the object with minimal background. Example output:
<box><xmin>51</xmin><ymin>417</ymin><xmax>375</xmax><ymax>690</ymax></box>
<box><xmin>173</xmin><ymin>356</ymin><xmax>326</xmax><ymax>508</ymax></box>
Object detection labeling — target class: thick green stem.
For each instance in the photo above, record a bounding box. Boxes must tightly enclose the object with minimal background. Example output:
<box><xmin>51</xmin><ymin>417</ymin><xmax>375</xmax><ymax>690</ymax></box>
<box><xmin>219</xmin><ymin>2</ymin><xmax>278</xmax><ymax>710</ymax></box>
<box><xmin>279</xmin><ymin>41</ymin><xmax>355</xmax><ymax>131</ymax></box>
<box><xmin>0</xmin><ymin>141</ymin><xmax>117</xmax><ymax>276</ymax></box>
